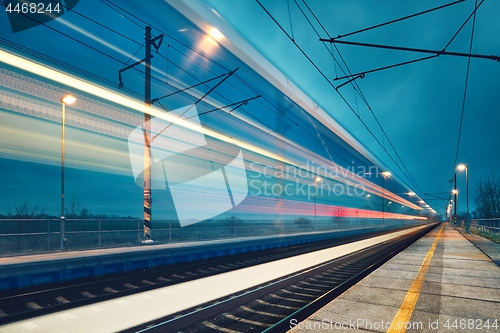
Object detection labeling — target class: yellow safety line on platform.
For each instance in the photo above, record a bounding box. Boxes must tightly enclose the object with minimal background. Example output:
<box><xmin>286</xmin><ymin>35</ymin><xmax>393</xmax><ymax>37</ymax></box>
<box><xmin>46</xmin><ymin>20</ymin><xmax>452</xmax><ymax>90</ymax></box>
<box><xmin>386</xmin><ymin>223</ymin><xmax>444</xmax><ymax>333</ymax></box>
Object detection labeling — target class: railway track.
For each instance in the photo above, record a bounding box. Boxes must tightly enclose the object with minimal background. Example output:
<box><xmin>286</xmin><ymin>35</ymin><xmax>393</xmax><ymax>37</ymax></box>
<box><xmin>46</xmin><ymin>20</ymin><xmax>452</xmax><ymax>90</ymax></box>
<box><xmin>0</xmin><ymin>226</ymin><xmax>419</xmax><ymax>325</ymax></box>
<box><xmin>122</xmin><ymin>223</ymin><xmax>437</xmax><ymax>333</ymax></box>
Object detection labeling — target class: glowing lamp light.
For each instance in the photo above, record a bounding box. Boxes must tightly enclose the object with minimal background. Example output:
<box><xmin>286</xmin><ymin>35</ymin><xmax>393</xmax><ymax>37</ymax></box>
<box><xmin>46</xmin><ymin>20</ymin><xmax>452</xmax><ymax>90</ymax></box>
<box><xmin>408</xmin><ymin>191</ymin><xmax>415</xmax><ymax>196</ymax></box>
<box><xmin>457</xmin><ymin>164</ymin><xmax>467</xmax><ymax>171</ymax></box>
<box><xmin>209</xmin><ymin>27</ymin><xmax>224</xmax><ymax>40</ymax></box>
<box><xmin>61</xmin><ymin>94</ymin><xmax>76</xmax><ymax>104</ymax></box>
<box><xmin>366</xmin><ymin>194</ymin><xmax>371</xmax><ymax>198</ymax></box>
<box><xmin>314</xmin><ymin>176</ymin><xmax>322</xmax><ymax>182</ymax></box>
<box><xmin>452</xmin><ymin>189</ymin><xmax>458</xmax><ymax>194</ymax></box>
<box><xmin>381</xmin><ymin>171</ymin><xmax>392</xmax><ymax>178</ymax></box>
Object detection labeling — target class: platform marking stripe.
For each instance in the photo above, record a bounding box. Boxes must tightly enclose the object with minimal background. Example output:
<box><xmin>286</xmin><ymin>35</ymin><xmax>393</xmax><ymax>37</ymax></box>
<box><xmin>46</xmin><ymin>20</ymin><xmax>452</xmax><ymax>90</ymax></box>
<box><xmin>386</xmin><ymin>224</ymin><xmax>444</xmax><ymax>333</ymax></box>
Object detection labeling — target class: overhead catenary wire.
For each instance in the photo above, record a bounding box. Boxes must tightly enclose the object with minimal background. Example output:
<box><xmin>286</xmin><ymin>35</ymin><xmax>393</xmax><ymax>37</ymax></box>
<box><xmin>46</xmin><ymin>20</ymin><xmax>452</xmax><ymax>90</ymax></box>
<box><xmin>452</xmin><ymin>0</ymin><xmax>479</xmax><ymax>179</ymax></box>
<box><xmin>93</xmin><ymin>0</ymin><xmax>320</xmax><ymax>144</ymax></box>
<box><xmin>99</xmin><ymin>2</ymin><xmax>349</xmax><ymax>168</ymax></box>
<box><xmin>333</xmin><ymin>55</ymin><xmax>437</xmax><ymax>81</ymax></box>
<box><xmin>0</xmin><ymin>1</ymin><xmax>249</xmax><ymax>127</ymax></box>
<box><xmin>256</xmin><ymin>0</ymin><xmax>422</xmax><ymax>196</ymax></box>
<box><xmin>99</xmin><ymin>0</ymin><xmax>144</xmax><ymax>29</ymax></box>
<box><xmin>4</xmin><ymin>0</ymin><xmax>419</xmax><ymax>192</ymax></box>
<box><xmin>299</xmin><ymin>0</ymin><xmax>371</xmax><ymax>105</ymax></box>
<box><xmin>0</xmin><ymin>37</ymin><xmax>143</xmax><ymax>101</ymax></box>
<box><xmin>120</xmin><ymin>42</ymin><xmax>145</xmax><ymax>71</ymax></box>
<box><xmin>321</xmin><ymin>39</ymin><xmax>499</xmax><ymax>62</ymax></box>
<box><xmin>0</xmin><ymin>0</ymin><xmax>179</xmax><ymax>96</ymax></box>
<box><xmin>314</xmin><ymin>0</ymin><xmax>494</xmax><ymax>202</ymax></box>
<box><xmin>52</xmin><ymin>0</ymin><xmax>142</xmax><ymax>45</ymax></box>
<box><xmin>333</xmin><ymin>0</ymin><xmax>466</xmax><ymax>40</ymax></box>
<box><xmin>289</xmin><ymin>0</ymin><xmax>429</xmax><ymax>200</ymax></box>
<box><xmin>98</xmin><ymin>0</ymin><xmax>351</xmax><ymax>164</ymax></box>
<box><xmin>300</xmin><ymin>0</ymin><xmax>487</xmax><ymax>202</ymax></box>
<box><xmin>0</xmin><ymin>1</ymin><xmax>352</xmax><ymax>181</ymax></box>
<box><xmin>443</xmin><ymin>0</ymin><xmax>484</xmax><ymax>51</ymax></box>
<box><xmin>48</xmin><ymin>0</ymin><xmax>207</xmax><ymax>99</ymax></box>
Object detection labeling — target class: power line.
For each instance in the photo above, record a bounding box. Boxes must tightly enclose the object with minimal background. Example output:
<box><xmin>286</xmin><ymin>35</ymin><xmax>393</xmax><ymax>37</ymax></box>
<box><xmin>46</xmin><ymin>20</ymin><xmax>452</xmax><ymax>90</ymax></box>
<box><xmin>333</xmin><ymin>55</ymin><xmax>437</xmax><ymax>81</ymax></box>
<box><xmin>0</xmin><ymin>37</ymin><xmax>143</xmax><ymax>101</ymax></box>
<box><xmin>292</xmin><ymin>0</ymin><xmax>429</xmax><ymax>199</ymax></box>
<box><xmin>52</xmin><ymin>0</ymin><xmax>142</xmax><ymax>45</ymax></box>
<box><xmin>98</xmin><ymin>0</ymin><xmax>352</xmax><ymax>164</ymax></box>
<box><xmin>443</xmin><ymin>0</ymin><xmax>484</xmax><ymax>51</ymax></box>
<box><xmin>452</xmin><ymin>0</ymin><xmax>479</xmax><ymax>176</ymax></box>
<box><xmin>257</xmin><ymin>0</ymin><xmax>425</xmax><ymax>200</ymax></box>
<box><xmin>90</xmin><ymin>0</ymin><xmax>323</xmax><ymax>151</ymax></box>
<box><xmin>60</xmin><ymin>0</ymin><xmax>351</xmax><ymax>151</ymax></box>
<box><xmin>298</xmin><ymin>0</ymin><xmax>371</xmax><ymax>106</ymax></box>
<box><xmin>333</xmin><ymin>0</ymin><xmax>466</xmax><ymax>40</ymax></box>
<box><xmin>4</xmin><ymin>0</ymin><xmax>396</xmax><ymax>181</ymax></box>
<box><xmin>73</xmin><ymin>2</ymin><xmax>346</xmax><ymax>165</ymax></box>
<box><xmin>99</xmin><ymin>0</ymin><xmax>143</xmax><ymax>29</ymax></box>
<box><xmin>321</xmin><ymin>39</ymin><xmax>499</xmax><ymax>62</ymax></box>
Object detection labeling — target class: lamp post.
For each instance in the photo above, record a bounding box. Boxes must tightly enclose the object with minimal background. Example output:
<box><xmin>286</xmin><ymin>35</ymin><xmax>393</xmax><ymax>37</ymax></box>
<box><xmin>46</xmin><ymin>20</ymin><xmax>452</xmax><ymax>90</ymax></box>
<box><xmin>453</xmin><ymin>173</ymin><xmax>457</xmax><ymax>225</ymax></box>
<box><xmin>381</xmin><ymin>171</ymin><xmax>391</xmax><ymax>225</ymax></box>
<box><xmin>60</xmin><ymin>94</ymin><xmax>76</xmax><ymax>250</ymax></box>
<box><xmin>457</xmin><ymin>164</ymin><xmax>469</xmax><ymax>232</ymax></box>
<box><xmin>314</xmin><ymin>176</ymin><xmax>321</xmax><ymax>231</ymax></box>
<box><xmin>452</xmin><ymin>189</ymin><xmax>458</xmax><ymax>226</ymax></box>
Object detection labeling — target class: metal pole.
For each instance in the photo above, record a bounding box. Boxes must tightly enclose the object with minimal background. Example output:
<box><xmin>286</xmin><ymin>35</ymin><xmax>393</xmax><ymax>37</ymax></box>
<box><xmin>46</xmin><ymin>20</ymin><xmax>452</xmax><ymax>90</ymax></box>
<box><xmin>382</xmin><ymin>179</ymin><xmax>385</xmax><ymax>225</ymax></box>
<box><xmin>143</xmin><ymin>26</ymin><xmax>153</xmax><ymax>242</ymax></box>
<box><xmin>47</xmin><ymin>219</ymin><xmax>50</xmax><ymax>251</ymax></box>
<box><xmin>60</xmin><ymin>101</ymin><xmax>66</xmax><ymax>250</ymax></box>
<box><xmin>314</xmin><ymin>182</ymin><xmax>317</xmax><ymax>231</ymax></box>
<box><xmin>453</xmin><ymin>173</ymin><xmax>457</xmax><ymax>225</ymax></box>
<box><xmin>466</xmin><ymin>166</ymin><xmax>470</xmax><ymax>233</ymax></box>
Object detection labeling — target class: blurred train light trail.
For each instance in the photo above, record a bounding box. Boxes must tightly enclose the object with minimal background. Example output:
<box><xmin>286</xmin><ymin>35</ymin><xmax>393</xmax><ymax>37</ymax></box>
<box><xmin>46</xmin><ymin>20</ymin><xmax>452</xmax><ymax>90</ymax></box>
<box><xmin>0</xmin><ymin>50</ymin><xmax>424</xmax><ymax>213</ymax></box>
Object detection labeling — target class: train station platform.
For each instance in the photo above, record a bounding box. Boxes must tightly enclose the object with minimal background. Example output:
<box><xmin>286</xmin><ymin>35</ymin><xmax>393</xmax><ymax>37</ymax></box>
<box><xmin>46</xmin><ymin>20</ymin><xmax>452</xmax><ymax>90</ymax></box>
<box><xmin>0</xmin><ymin>224</ymin><xmax>413</xmax><ymax>291</ymax></box>
<box><xmin>289</xmin><ymin>222</ymin><xmax>500</xmax><ymax>332</ymax></box>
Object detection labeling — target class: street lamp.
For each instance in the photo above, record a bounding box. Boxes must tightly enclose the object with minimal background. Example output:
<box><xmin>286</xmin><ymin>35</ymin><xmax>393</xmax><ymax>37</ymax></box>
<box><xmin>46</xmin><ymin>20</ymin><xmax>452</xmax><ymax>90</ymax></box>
<box><xmin>314</xmin><ymin>176</ymin><xmax>321</xmax><ymax>230</ymax></box>
<box><xmin>60</xmin><ymin>94</ymin><xmax>76</xmax><ymax>250</ymax></box>
<box><xmin>457</xmin><ymin>164</ymin><xmax>469</xmax><ymax>232</ymax></box>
